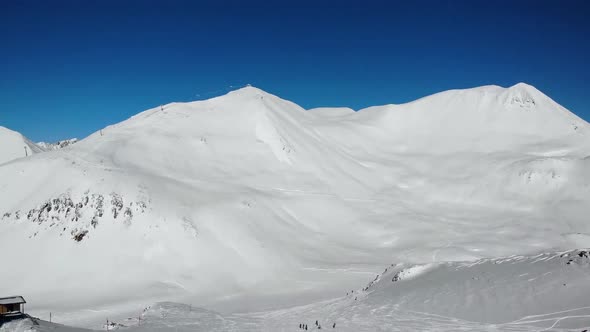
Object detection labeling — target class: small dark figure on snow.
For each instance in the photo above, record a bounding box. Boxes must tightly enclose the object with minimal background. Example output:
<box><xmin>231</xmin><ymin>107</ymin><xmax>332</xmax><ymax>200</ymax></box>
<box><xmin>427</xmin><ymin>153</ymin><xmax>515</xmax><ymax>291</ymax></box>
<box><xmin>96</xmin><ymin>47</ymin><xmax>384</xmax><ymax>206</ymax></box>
<box><xmin>315</xmin><ymin>320</ymin><xmax>318</xmax><ymax>326</ymax></box>
<box><xmin>305</xmin><ymin>324</ymin><xmax>308</xmax><ymax>330</ymax></box>
<box><xmin>299</xmin><ymin>323</ymin><xmax>302</xmax><ymax>329</ymax></box>
<box><xmin>333</xmin><ymin>323</ymin><xmax>336</xmax><ymax>328</ymax></box>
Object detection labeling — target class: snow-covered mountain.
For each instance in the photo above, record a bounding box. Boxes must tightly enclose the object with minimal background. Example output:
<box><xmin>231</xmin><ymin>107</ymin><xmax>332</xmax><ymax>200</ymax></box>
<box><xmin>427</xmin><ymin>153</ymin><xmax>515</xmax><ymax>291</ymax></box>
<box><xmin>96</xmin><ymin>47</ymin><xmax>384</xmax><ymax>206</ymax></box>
<box><xmin>37</xmin><ymin>138</ymin><xmax>78</xmax><ymax>151</ymax></box>
<box><xmin>0</xmin><ymin>127</ymin><xmax>77</xmax><ymax>165</ymax></box>
<box><xmin>1</xmin><ymin>83</ymin><xmax>589</xmax><ymax>328</ymax></box>
<box><xmin>0</xmin><ymin>126</ymin><xmax>45</xmax><ymax>164</ymax></box>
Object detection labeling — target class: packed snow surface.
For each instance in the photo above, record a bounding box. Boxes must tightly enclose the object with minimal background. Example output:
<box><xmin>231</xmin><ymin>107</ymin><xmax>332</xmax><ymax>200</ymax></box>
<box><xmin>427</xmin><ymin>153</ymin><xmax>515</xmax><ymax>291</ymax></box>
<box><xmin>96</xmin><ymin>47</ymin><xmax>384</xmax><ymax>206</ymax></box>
<box><xmin>5</xmin><ymin>250</ymin><xmax>590</xmax><ymax>331</ymax></box>
<box><xmin>1</xmin><ymin>83</ymin><xmax>590</xmax><ymax>330</ymax></box>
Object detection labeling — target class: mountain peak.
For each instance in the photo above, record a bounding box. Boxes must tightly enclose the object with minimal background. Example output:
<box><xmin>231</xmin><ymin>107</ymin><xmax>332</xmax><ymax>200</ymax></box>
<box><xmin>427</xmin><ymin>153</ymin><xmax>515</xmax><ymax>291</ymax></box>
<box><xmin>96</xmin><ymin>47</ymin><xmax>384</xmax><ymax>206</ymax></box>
<box><xmin>226</xmin><ymin>84</ymin><xmax>268</xmax><ymax>97</ymax></box>
<box><xmin>509</xmin><ymin>82</ymin><xmax>538</xmax><ymax>91</ymax></box>
<box><xmin>503</xmin><ymin>82</ymin><xmax>543</xmax><ymax>109</ymax></box>
<box><xmin>507</xmin><ymin>82</ymin><xmax>544</xmax><ymax>97</ymax></box>
<box><xmin>203</xmin><ymin>85</ymin><xmax>280</xmax><ymax>105</ymax></box>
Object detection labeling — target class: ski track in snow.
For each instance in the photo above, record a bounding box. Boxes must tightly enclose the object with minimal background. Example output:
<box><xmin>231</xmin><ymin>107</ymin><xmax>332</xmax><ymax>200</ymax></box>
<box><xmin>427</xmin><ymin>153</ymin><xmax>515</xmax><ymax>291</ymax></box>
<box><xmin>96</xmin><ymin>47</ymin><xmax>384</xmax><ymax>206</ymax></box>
<box><xmin>75</xmin><ymin>301</ymin><xmax>590</xmax><ymax>331</ymax></box>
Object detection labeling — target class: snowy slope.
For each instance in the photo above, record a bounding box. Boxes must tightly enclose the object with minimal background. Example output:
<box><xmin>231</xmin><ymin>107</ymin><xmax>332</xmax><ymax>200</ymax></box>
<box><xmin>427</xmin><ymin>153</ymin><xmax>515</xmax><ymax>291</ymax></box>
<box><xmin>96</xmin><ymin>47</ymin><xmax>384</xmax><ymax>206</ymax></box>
<box><xmin>1</xmin><ymin>84</ymin><xmax>590</xmax><ymax>327</ymax></box>
<box><xmin>0</xmin><ymin>318</ymin><xmax>93</xmax><ymax>332</ymax></box>
<box><xmin>257</xmin><ymin>249</ymin><xmax>590</xmax><ymax>331</ymax></box>
<box><xmin>355</xmin><ymin>249</ymin><xmax>590</xmax><ymax>329</ymax></box>
<box><xmin>0</xmin><ymin>126</ymin><xmax>45</xmax><ymax>164</ymax></box>
<box><xmin>12</xmin><ymin>249</ymin><xmax>590</xmax><ymax>331</ymax></box>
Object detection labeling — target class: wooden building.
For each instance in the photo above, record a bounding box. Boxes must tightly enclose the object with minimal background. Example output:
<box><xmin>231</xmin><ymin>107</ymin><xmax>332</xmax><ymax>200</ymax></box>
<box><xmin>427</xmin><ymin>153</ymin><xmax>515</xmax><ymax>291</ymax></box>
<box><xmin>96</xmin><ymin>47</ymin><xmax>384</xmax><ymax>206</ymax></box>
<box><xmin>0</xmin><ymin>296</ymin><xmax>26</xmax><ymax>315</ymax></box>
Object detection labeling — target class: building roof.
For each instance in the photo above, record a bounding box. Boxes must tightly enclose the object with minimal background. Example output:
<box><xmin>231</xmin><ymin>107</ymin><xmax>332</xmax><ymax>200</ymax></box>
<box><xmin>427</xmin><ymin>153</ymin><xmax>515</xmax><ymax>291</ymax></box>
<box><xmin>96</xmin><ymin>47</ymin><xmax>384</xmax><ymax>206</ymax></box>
<box><xmin>0</xmin><ymin>296</ymin><xmax>26</xmax><ymax>305</ymax></box>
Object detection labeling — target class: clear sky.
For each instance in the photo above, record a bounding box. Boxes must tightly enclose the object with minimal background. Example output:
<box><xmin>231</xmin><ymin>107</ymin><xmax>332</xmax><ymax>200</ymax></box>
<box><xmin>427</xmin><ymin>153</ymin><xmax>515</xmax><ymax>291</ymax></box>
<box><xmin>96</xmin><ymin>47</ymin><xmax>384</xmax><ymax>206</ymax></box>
<box><xmin>1</xmin><ymin>0</ymin><xmax>589</xmax><ymax>142</ymax></box>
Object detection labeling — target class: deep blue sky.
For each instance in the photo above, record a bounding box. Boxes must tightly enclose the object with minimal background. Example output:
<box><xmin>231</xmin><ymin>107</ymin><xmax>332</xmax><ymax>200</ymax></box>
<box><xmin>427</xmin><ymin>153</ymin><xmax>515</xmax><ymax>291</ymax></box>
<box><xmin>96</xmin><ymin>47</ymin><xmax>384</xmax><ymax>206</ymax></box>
<box><xmin>1</xmin><ymin>0</ymin><xmax>589</xmax><ymax>142</ymax></box>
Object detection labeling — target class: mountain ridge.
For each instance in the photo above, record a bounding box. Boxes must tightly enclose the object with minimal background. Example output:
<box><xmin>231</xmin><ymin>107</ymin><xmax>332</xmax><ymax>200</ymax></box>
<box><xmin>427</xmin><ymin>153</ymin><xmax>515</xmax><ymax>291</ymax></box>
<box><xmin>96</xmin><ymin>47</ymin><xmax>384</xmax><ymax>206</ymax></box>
<box><xmin>1</xmin><ymin>82</ymin><xmax>589</xmax><ymax>320</ymax></box>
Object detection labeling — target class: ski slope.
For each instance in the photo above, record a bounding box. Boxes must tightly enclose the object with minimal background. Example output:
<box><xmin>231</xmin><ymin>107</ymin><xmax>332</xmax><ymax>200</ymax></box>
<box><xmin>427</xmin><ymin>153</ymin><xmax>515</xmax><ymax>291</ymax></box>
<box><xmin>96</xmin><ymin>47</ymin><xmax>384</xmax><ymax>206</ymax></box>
<box><xmin>1</xmin><ymin>83</ymin><xmax>589</xmax><ymax>329</ymax></box>
<box><xmin>3</xmin><ymin>250</ymin><xmax>589</xmax><ymax>331</ymax></box>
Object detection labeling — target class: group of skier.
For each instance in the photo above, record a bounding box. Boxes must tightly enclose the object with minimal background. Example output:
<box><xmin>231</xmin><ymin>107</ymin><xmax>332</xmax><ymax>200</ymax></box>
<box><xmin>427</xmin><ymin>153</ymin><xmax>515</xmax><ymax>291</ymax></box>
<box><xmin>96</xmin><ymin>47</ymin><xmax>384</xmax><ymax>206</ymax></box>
<box><xmin>298</xmin><ymin>320</ymin><xmax>336</xmax><ymax>329</ymax></box>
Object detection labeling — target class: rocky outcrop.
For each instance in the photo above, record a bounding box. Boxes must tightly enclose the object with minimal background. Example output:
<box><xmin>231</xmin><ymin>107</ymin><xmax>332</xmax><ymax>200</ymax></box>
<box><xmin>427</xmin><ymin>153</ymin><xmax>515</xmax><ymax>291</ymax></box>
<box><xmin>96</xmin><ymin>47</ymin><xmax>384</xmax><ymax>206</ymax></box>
<box><xmin>1</xmin><ymin>191</ymin><xmax>148</xmax><ymax>242</ymax></box>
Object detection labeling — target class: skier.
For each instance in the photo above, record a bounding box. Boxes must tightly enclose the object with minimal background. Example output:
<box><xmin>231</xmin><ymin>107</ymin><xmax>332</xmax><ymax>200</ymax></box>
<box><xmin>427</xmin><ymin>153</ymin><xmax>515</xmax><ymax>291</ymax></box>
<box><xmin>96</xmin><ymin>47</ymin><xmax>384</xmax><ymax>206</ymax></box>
<box><xmin>333</xmin><ymin>323</ymin><xmax>336</xmax><ymax>328</ymax></box>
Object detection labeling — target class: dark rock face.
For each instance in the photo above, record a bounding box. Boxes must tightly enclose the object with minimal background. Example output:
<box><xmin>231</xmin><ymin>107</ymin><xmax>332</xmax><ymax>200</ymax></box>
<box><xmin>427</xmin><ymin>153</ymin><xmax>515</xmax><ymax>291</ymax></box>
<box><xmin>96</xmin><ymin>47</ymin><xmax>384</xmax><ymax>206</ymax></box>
<box><xmin>562</xmin><ymin>250</ymin><xmax>590</xmax><ymax>266</ymax></box>
<box><xmin>73</xmin><ymin>230</ymin><xmax>88</xmax><ymax>242</ymax></box>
